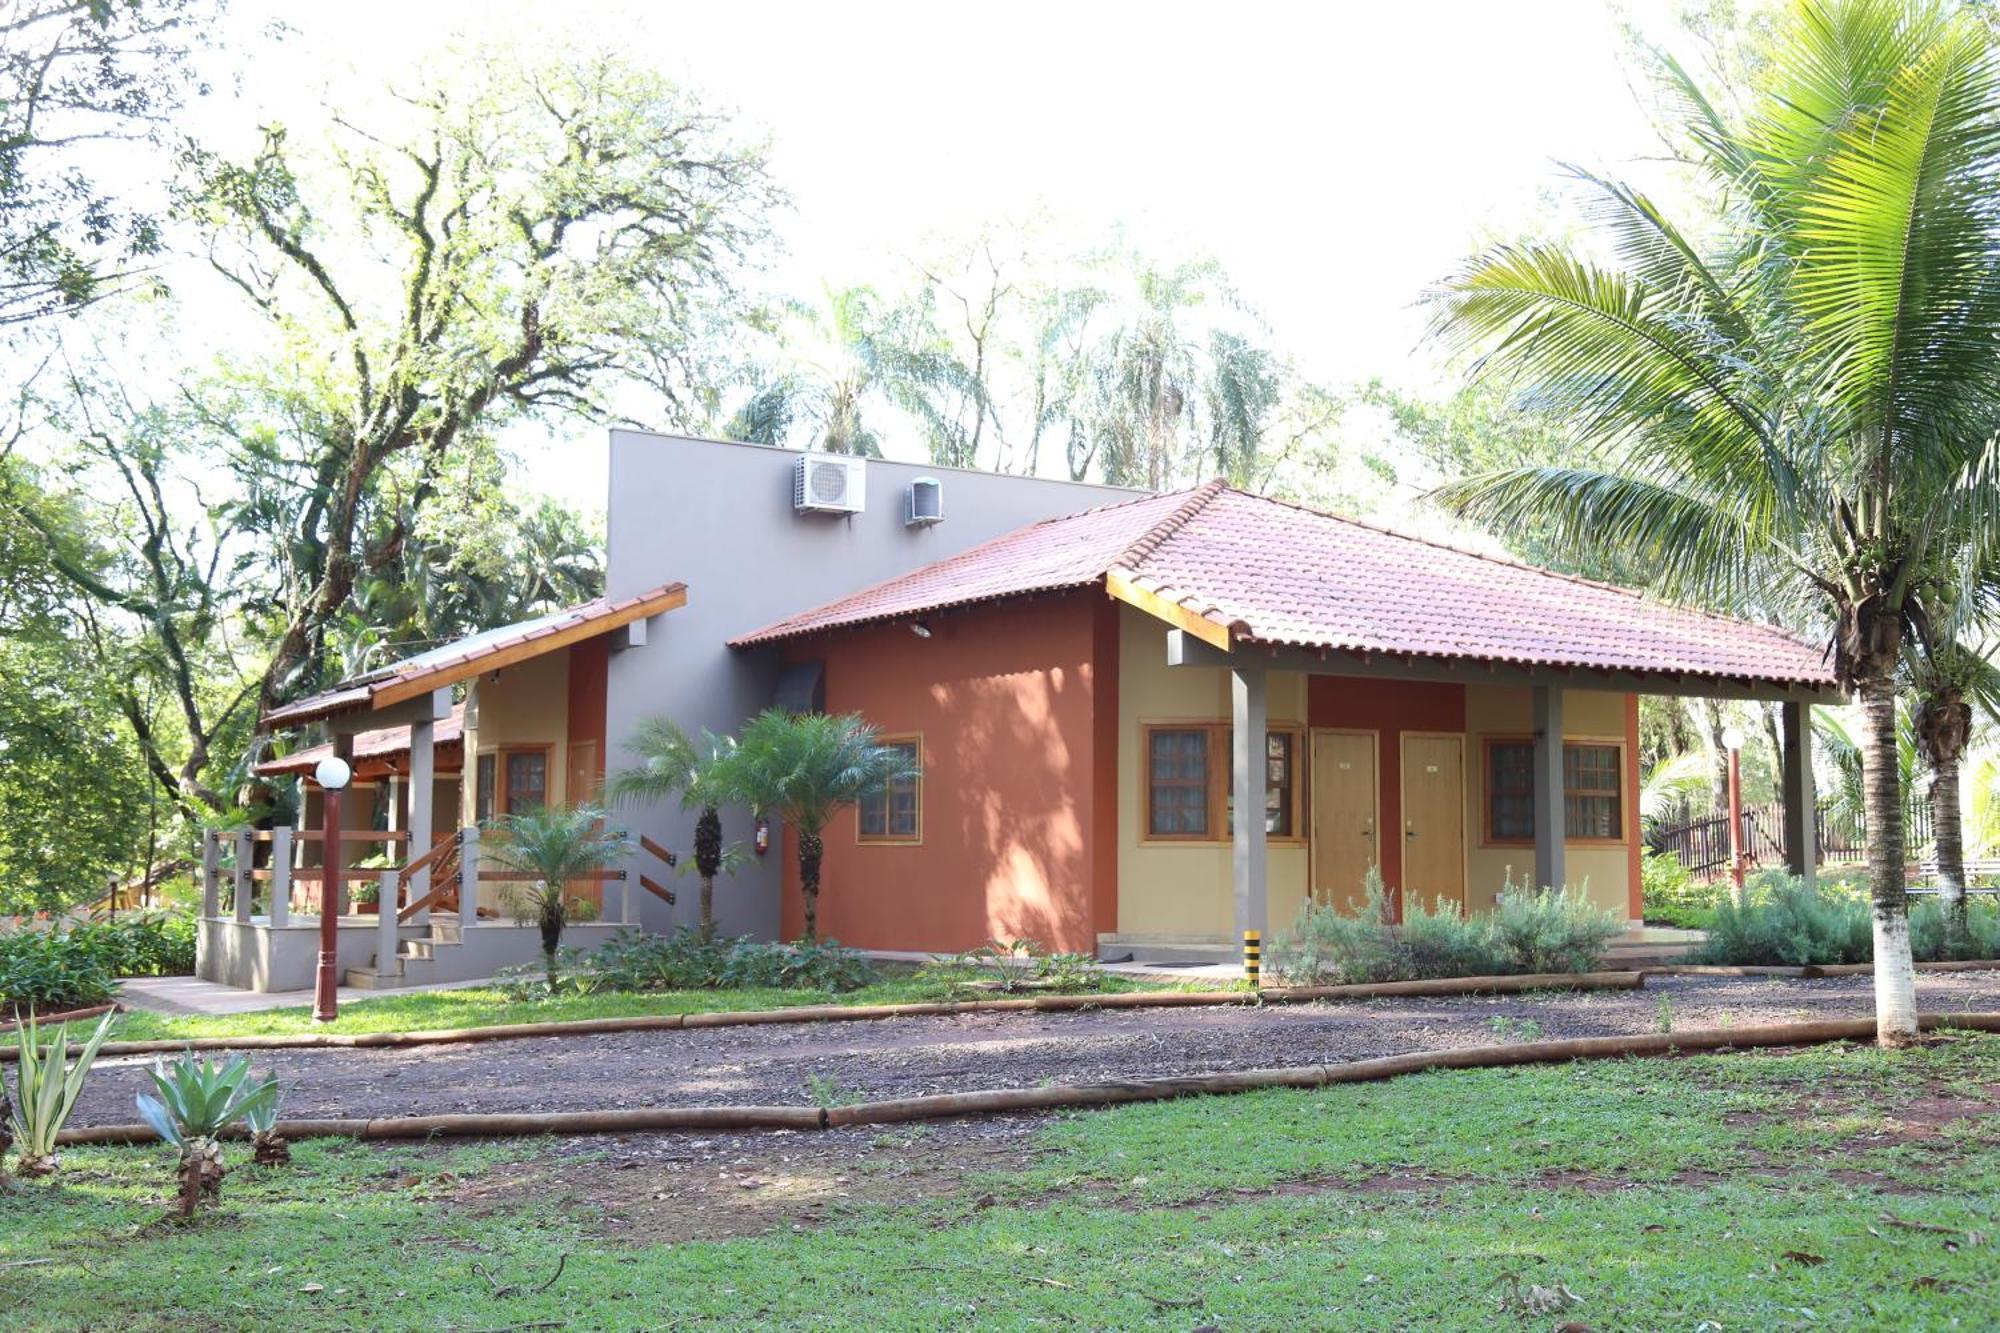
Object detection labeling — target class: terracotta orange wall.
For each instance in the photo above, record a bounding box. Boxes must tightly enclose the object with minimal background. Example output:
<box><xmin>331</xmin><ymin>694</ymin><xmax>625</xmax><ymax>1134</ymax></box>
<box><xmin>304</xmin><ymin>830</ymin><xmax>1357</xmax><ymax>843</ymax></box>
<box><xmin>1307</xmin><ymin>677</ymin><xmax>1466</xmax><ymax>896</ymax></box>
<box><xmin>779</xmin><ymin>591</ymin><xmax>1106</xmax><ymax>953</ymax></box>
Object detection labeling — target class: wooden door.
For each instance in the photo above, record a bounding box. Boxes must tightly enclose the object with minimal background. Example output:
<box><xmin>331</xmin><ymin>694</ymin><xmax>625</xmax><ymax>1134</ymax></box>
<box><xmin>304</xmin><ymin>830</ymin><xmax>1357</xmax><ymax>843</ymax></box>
<box><xmin>1311</xmin><ymin>730</ymin><xmax>1378</xmax><ymax>913</ymax></box>
<box><xmin>564</xmin><ymin>741</ymin><xmax>604</xmax><ymax>912</ymax></box>
<box><xmin>1401</xmin><ymin>735</ymin><xmax>1466</xmax><ymax>913</ymax></box>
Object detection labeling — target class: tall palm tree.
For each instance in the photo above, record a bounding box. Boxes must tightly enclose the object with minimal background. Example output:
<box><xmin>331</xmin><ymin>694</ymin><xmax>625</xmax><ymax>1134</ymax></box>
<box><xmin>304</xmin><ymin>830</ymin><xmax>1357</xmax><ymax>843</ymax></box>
<box><xmin>1422</xmin><ymin>0</ymin><xmax>2000</xmax><ymax>1043</ymax></box>
<box><xmin>1906</xmin><ymin>632</ymin><xmax>2000</xmax><ymax>949</ymax></box>
<box><xmin>481</xmin><ymin>805</ymin><xmax>631</xmax><ymax>990</ymax></box>
<box><xmin>606</xmin><ymin>718</ymin><xmax>737</xmax><ymax>942</ymax></box>
<box><xmin>709</xmin><ymin>709</ymin><xmax>920</xmax><ymax>943</ymax></box>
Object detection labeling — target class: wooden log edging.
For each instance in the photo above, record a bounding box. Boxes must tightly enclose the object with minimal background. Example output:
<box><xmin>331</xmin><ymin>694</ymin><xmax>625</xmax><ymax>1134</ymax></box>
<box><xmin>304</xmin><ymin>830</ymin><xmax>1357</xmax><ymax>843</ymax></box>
<box><xmin>52</xmin><ymin>1012</ymin><xmax>2000</xmax><ymax>1147</ymax></box>
<box><xmin>1643</xmin><ymin>959</ymin><xmax>2000</xmax><ymax>979</ymax></box>
<box><xmin>4</xmin><ymin>972</ymin><xmax>1644</xmax><ymax>1063</ymax></box>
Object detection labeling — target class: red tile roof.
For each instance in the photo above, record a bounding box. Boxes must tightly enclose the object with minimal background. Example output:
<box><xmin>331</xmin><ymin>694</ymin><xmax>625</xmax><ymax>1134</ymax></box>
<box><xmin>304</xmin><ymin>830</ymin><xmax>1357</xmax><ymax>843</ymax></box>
<box><xmin>731</xmin><ymin>483</ymin><xmax>1835</xmax><ymax>690</ymax></box>
<box><xmin>254</xmin><ymin>703</ymin><xmax>466</xmax><ymax>779</ymax></box>
<box><xmin>264</xmin><ymin>582</ymin><xmax>687</xmax><ymax>728</ymax></box>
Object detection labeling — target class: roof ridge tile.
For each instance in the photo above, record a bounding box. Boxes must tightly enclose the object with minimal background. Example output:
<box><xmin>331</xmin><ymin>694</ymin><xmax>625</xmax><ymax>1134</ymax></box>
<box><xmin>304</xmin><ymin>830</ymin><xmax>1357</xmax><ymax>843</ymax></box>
<box><xmin>1111</xmin><ymin>479</ymin><xmax>1228</xmax><ymax>572</ymax></box>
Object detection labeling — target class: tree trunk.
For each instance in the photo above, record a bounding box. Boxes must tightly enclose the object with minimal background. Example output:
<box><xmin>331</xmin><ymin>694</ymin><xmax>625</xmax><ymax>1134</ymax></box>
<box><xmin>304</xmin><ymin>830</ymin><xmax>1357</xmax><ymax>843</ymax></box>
<box><xmin>1932</xmin><ymin>759</ymin><xmax>1967</xmax><ymax>954</ymax></box>
<box><xmin>1701</xmin><ymin>699</ymin><xmax>1730</xmax><ymax>814</ymax></box>
<box><xmin>540</xmin><ymin>898</ymin><xmax>565</xmax><ymax>990</ymax></box>
<box><xmin>1860</xmin><ymin>676</ymin><xmax>1918</xmax><ymax>1045</ymax></box>
<box><xmin>798</xmin><ymin>829</ymin><xmax>824</xmax><ymax>944</ymax></box>
<box><xmin>694</xmin><ymin>805</ymin><xmax>722</xmax><ymax>943</ymax></box>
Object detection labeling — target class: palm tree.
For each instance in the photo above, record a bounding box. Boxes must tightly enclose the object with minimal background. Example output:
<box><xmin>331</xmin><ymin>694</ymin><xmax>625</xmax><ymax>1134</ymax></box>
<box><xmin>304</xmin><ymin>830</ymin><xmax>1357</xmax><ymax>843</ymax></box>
<box><xmin>606</xmin><ymin>718</ymin><xmax>738</xmax><ymax>942</ymax></box>
<box><xmin>1906</xmin><ymin>632</ymin><xmax>2000</xmax><ymax>950</ymax></box>
<box><xmin>1422</xmin><ymin>0</ymin><xmax>2000</xmax><ymax>1043</ymax></box>
<box><xmin>481</xmin><ymin>805</ymin><xmax>631</xmax><ymax>989</ymax></box>
<box><xmin>709</xmin><ymin>709</ymin><xmax>920</xmax><ymax>943</ymax></box>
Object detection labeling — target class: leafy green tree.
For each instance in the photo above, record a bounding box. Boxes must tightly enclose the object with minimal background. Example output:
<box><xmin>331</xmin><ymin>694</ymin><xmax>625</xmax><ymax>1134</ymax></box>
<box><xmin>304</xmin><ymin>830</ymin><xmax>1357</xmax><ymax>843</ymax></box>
<box><xmin>710</xmin><ymin>709</ymin><xmax>919</xmax><ymax>943</ymax></box>
<box><xmin>606</xmin><ymin>718</ymin><xmax>738</xmax><ymax>942</ymax></box>
<box><xmin>481</xmin><ymin>805</ymin><xmax>631</xmax><ymax>990</ymax></box>
<box><xmin>1422</xmin><ymin>0</ymin><xmax>2000</xmax><ymax>1043</ymax></box>
<box><xmin>0</xmin><ymin>0</ymin><xmax>215</xmax><ymax>324</ymax></box>
<box><xmin>173</xmin><ymin>45</ymin><xmax>776</xmax><ymax>734</ymax></box>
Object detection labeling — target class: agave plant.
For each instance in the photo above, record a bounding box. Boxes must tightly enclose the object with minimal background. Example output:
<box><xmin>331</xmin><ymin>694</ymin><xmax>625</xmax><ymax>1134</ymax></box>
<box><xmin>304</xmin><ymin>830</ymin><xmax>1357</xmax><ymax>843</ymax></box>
<box><xmin>7</xmin><ymin>1012</ymin><xmax>115</xmax><ymax>1178</ymax></box>
<box><xmin>135</xmin><ymin>1052</ymin><xmax>280</xmax><ymax>1217</ymax></box>
<box><xmin>242</xmin><ymin>1081</ymin><xmax>291</xmax><ymax>1167</ymax></box>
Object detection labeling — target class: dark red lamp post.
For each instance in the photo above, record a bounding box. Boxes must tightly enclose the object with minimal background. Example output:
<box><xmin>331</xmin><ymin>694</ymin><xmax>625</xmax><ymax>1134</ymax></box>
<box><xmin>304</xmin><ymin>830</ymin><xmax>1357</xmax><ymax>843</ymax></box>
<box><xmin>313</xmin><ymin>755</ymin><xmax>353</xmax><ymax>1023</ymax></box>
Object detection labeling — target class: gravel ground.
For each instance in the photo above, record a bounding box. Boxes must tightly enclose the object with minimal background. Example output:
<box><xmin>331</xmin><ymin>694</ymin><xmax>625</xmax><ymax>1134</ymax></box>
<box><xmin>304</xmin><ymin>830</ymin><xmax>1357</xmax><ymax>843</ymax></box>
<box><xmin>65</xmin><ymin>971</ymin><xmax>2000</xmax><ymax>1128</ymax></box>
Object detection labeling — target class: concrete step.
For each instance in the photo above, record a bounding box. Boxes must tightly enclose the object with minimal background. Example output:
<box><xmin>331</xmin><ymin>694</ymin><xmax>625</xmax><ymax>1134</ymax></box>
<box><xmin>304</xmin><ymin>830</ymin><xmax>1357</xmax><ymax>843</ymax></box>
<box><xmin>343</xmin><ymin>965</ymin><xmax>399</xmax><ymax>989</ymax></box>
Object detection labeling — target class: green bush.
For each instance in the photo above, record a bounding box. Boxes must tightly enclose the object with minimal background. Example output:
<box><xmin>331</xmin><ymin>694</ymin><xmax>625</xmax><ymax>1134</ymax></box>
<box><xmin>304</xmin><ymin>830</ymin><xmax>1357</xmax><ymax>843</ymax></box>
<box><xmin>0</xmin><ymin>931</ymin><xmax>116</xmax><ymax>1014</ymax></box>
<box><xmin>1268</xmin><ymin>868</ymin><xmax>1618</xmax><ymax>985</ymax></box>
<box><xmin>911</xmin><ymin>939</ymin><xmax>1109</xmax><ymax>998</ymax></box>
<box><xmin>568</xmin><ymin>928</ymin><xmax>878</xmax><ymax>996</ymax></box>
<box><xmin>1911</xmin><ymin>898</ymin><xmax>2000</xmax><ymax>961</ymax></box>
<box><xmin>1640</xmin><ymin>851</ymin><xmax>1724</xmax><ymax>928</ymax></box>
<box><xmin>59</xmin><ymin>912</ymin><xmax>196</xmax><ymax>977</ymax></box>
<box><xmin>1693</xmin><ymin>872</ymin><xmax>1872</xmax><ymax>966</ymax></box>
<box><xmin>1489</xmin><ymin>875</ymin><xmax>1623</xmax><ymax>974</ymax></box>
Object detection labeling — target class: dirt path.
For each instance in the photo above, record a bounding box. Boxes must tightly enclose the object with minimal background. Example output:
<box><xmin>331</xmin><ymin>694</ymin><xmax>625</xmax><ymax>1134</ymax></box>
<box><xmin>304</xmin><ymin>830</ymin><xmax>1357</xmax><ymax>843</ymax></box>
<box><xmin>66</xmin><ymin>971</ymin><xmax>2000</xmax><ymax>1129</ymax></box>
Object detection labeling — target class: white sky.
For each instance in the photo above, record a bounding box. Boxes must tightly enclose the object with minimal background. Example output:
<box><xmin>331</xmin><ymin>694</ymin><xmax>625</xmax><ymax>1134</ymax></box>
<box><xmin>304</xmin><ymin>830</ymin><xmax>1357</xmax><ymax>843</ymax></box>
<box><xmin>199</xmin><ymin>0</ymin><xmax>1668</xmax><ymax>511</ymax></box>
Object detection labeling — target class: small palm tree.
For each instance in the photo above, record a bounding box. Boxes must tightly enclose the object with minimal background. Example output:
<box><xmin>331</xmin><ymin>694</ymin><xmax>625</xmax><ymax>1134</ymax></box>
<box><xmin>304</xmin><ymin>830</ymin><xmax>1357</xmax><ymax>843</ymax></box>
<box><xmin>607</xmin><ymin>718</ymin><xmax>738</xmax><ymax>942</ymax></box>
<box><xmin>134</xmin><ymin>1051</ymin><xmax>279</xmax><ymax>1217</ymax></box>
<box><xmin>709</xmin><ymin>709</ymin><xmax>920</xmax><ymax>942</ymax></box>
<box><xmin>481</xmin><ymin>805</ymin><xmax>632</xmax><ymax>989</ymax></box>
<box><xmin>1906</xmin><ymin>633</ymin><xmax>2000</xmax><ymax>950</ymax></box>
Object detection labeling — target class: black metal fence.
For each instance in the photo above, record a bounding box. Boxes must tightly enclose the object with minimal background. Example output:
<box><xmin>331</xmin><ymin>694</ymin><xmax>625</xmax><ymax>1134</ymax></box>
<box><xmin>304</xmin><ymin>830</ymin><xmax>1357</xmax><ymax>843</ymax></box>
<box><xmin>1646</xmin><ymin>801</ymin><xmax>1922</xmax><ymax>878</ymax></box>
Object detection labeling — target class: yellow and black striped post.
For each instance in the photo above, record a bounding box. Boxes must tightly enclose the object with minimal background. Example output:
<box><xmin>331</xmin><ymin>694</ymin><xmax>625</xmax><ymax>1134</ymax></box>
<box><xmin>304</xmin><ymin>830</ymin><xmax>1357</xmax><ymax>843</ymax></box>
<box><xmin>1242</xmin><ymin>929</ymin><xmax>1261</xmax><ymax>986</ymax></box>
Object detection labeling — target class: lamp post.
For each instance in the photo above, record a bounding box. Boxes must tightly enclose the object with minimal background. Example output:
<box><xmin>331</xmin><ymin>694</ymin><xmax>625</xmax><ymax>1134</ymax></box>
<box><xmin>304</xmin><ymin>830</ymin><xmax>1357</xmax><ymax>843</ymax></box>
<box><xmin>313</xmin><ymin>755</ymin><xmax>352</xmax><ymax>1023</ymax></box>
<box><xmin>1721</xmin><ymin>724</ymin><xmax>1747</xmax><ymax>901</ymax></box>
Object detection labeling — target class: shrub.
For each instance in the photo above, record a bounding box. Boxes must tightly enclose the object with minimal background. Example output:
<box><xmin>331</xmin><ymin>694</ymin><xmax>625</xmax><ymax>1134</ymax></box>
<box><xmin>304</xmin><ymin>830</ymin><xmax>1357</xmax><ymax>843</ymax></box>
<box><xmin>1489</xmin><ymin>876</ymin><xmax>1621</xmax><ymax>974</ymax></box>
<box><xmin>911</xmin><ymin>939</ymin><xmax>1108</xmax><ymax>998</ymax></box>
<box><xmin>1909</xmin><ymin>897</ymin><xmax>2000</xmax><ymax>962</ymax></box>
<box><xmin>1693</xmin><ymin>872</ymin><xmax>1872</xmax><ymax>966</ymax></box>
<box><xmin>534</xmin><ymin>929</ymin><xmax>878</xmax><ymax>997</ymax></box>
<box><xmin>1267</xmin><ymin>869</ymin><xmax>1616</xmax><ymax>985</ymax></box>
<box><xmin>66</xmin><ymin>912</ymin><xmax>197</xmax><ymax>977</ymax></box>
<box><xmin>1640</xmin><ymin>851</ymin><xmax>1724</xmax><ymax>928</ymax></box>
<box><xmin>0</xmin><ymin>931</ymin><xmax>116</xmax><ymax>1015</ymax></box>
<box><xmin>135</xmin><ymin>1052</ymin><xmax>281</xmax><ymax>1216</ymax></box>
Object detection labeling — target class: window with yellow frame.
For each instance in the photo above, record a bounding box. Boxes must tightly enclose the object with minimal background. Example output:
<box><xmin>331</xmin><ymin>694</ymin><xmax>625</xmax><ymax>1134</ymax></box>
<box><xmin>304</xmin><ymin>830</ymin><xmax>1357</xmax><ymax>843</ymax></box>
<box><xmin>857</xmin><ymin>735</ymin><xmax>922</xmax><ymax>843</ymax></box>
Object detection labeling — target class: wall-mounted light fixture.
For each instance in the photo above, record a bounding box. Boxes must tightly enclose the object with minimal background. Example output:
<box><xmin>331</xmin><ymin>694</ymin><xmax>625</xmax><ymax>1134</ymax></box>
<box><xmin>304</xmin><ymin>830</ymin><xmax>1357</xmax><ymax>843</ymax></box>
<box><xmin>909</xmin><ymin>620</ymin><xmax>933</xmax><ymax>639</ymax></box>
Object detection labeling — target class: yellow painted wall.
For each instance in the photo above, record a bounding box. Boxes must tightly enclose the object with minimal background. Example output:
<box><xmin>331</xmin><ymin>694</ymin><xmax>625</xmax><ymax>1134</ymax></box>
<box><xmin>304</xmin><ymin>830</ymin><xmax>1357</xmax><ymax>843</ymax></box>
<box><xmin>460</xmin><ymin>651</ymin><xmax>573</xmax><ymax>913</ymax></box>
<box><xmin>1461</xmin><ymin>684</ymin><xmax>1635</xmax><ymax>921</ymax></box>
<box><xmin>1114</xmin><ymin>604</ymin><xmax>1310</xmax><ymax>936</ymax></box>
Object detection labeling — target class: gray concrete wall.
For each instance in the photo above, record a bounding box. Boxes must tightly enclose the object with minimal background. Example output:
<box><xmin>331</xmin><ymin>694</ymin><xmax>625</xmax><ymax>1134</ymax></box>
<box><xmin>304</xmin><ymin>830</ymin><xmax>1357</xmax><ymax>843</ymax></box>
<box><xmin>604</xmin><ymin>431</ymin><xmax>1134</xmax><ymax>940</ymax></box>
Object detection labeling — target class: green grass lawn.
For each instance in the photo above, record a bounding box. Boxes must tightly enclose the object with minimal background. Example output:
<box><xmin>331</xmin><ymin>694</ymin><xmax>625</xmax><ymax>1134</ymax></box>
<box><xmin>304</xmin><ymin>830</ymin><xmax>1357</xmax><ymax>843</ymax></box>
<box><xmin>5</xmin><ymin>972</ymin><xmax>1178</xmax><ymax>1046</ymax></box>
<box><xmin>3</xmin><ymin>1036</ymin><xmax>1996</xmax><ymax>1330</ymax></box>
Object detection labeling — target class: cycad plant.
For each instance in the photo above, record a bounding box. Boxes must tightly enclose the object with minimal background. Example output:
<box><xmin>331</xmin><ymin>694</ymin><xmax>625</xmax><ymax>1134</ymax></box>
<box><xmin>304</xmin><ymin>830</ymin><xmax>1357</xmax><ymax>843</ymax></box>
<box><xmin>709</xmin><ymin>709</ymin><xmax>921</xmax><ymax>942</ymax></box>
<box><xmin>6</xmin><ymin>1012</ymin><xmax>115</xmax><ymax>1178</ymax></box>
<box><xmin>481</xmin><ymin>805</ymin><xmax>632</xmax><ymax>990</ymax></box>
<box><xmin>135</xmin><ymin>1052</ymin><xmax>281</xmax><ymax>1217</ymax></box>
<box><xmin>607</xmin><ymin>718</ymin><xmax>741</xmax><ymax>942</ymax></box>
<box><xmin>1423</xmin><ymin>0</ymin><xmax>2000</xmax><ymax>1043</ymax></box>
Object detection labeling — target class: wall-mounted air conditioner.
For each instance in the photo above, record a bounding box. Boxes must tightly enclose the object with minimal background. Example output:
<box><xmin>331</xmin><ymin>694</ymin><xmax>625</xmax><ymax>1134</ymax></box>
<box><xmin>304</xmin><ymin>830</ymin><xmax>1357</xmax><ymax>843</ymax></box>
<box><xmin>793</xmin><ymin>452</ymin><xmax>867</xmax><ymax>515</ymax></box>
<box><xmin>905</xmin><ymin>476</ymin><xmax>943</xmax><ymax>527</ymax></box>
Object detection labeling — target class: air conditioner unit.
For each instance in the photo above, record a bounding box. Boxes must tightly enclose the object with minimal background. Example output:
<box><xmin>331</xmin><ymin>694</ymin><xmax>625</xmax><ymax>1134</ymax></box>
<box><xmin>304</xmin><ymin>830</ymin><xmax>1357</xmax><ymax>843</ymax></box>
<box><xmin>905</xmin><ymin>476</ymin><xmax>944</xmax><ymax>527</ymax></box>
<box><xmin>793</xmin><ymin>452</ymin><xmax>866</xmax><ymax>515</ymax></box>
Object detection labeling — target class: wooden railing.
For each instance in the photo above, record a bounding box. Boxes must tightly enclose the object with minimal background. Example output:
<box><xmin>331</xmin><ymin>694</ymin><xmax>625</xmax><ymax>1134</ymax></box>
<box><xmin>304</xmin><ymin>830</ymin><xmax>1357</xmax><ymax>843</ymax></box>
<box><xmin>637</xmin><ymin>835</ymin><xmax>678</xmax><ymax>907</ymax></box>
<box><xmin>396</xmin><ymin>830</ymin><xmax>466</xmax><ymax>923</ymax></box>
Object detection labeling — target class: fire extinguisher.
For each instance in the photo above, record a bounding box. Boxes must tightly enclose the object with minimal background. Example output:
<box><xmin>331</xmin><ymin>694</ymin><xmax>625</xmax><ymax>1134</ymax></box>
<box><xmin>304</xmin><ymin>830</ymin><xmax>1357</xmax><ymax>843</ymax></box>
<box><xmin>754</xmin><ymin>815</ymin><xmax>770</xmax><ymax>856</ymax></box>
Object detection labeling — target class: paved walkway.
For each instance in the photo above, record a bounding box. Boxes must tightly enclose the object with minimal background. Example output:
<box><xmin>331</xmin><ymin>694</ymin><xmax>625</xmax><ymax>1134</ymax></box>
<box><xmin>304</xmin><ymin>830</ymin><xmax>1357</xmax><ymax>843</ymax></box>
<box><xmin>115</xmin><ymin>973</ymin><xmax>492</xmax><ymax>1017</ymax></box>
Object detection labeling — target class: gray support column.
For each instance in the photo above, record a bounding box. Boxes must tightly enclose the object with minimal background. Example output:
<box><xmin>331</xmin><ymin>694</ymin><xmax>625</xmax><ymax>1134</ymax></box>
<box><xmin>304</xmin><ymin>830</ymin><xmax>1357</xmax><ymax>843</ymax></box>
<box><xmin>270</xmin><ymin>826</ymin><xmax>292</xmax><ymax>927</ymax></box>
<box><xmin>1781</xmin><ymin>701</ymin><xmax>1817</xmax><ymax>888</ymax></box>
<box><xmin>459</xmin><ymin>824</ymin><xmax>480</xmax><ymax>926</ymax></box>
<box><xmin>408</xmin><ymin>713</ymin><xmax>436</xmax><ymax>924</ymax></box>
<box><xmin>1532</xmin><ymin>686</ymin><xmax>1566</xmax><ymax>891</ymax></box>
<box><xmin>232</xmin><ymin>831</ymin><xmax>253</xmax><ymax>924</ymax></box>
<box><xmin>200</xmin><ymin>830</ymin><xmax>220</xmax><ymax>918</ymax></box>
<box><xmin>376</xmin><ymin>870</ymin><xmax>400</xmax><ymax>979</ymax></box>
<box><xmin>1231</xmin><ymin>668</ymin><xmax>1269</xmax><ymax>944</ymax></box>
